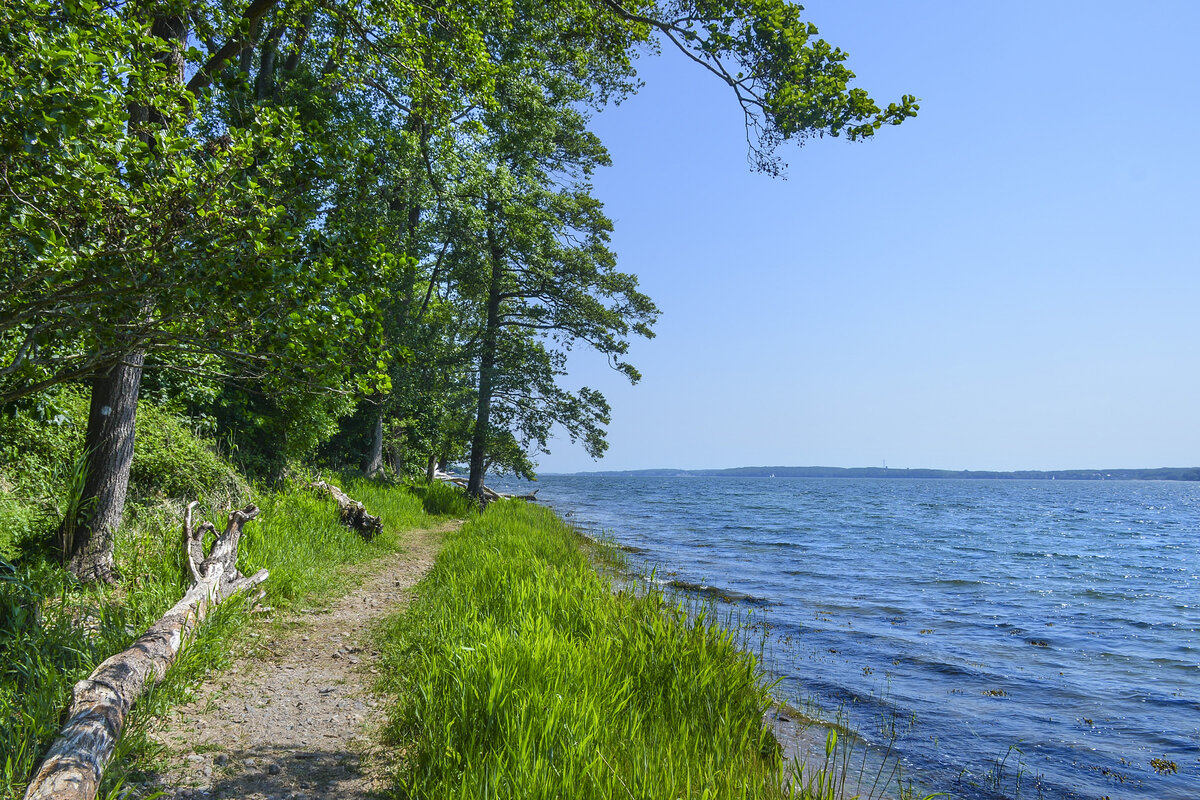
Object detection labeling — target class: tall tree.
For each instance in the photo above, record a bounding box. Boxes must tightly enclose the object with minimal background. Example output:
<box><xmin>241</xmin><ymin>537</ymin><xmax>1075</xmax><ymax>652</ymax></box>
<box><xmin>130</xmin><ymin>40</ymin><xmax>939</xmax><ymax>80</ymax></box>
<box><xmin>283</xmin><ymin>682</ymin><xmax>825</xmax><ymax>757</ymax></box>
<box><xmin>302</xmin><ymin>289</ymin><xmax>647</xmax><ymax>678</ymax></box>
<box><xmin>1</xmin><ymin>0</ymin><xmax>392</xmax><ymax>578</ymax></box>
<box><xmin>1</xmin><ymin>0</ymin><xmax>919</xmax><ymax>567</ymax></box>
<box><xmin>447</xmin><ymin>60</ymin><xmax>657</xmax><ymax>498</ymax></box>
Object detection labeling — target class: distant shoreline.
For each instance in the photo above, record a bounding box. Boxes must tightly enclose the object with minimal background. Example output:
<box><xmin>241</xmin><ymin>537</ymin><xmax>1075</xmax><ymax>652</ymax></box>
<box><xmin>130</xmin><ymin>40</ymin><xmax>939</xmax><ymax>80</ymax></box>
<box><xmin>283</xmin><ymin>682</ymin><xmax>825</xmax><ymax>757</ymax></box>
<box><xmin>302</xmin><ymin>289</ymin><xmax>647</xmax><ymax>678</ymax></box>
<box><xmin>550</xmin><ymin>466</ymin><xmax>1200</xmax><ymax>481</ymax></box>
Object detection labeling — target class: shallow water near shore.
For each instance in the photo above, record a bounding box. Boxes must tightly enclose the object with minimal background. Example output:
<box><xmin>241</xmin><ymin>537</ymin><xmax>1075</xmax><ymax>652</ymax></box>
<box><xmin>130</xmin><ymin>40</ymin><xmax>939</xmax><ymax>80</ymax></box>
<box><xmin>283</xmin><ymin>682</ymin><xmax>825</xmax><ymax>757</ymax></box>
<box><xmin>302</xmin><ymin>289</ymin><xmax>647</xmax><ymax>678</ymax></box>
<box><xmin>490</xmin><ymin>475</ymin><xmax>1200</xmax><ymax>799</ymax></box>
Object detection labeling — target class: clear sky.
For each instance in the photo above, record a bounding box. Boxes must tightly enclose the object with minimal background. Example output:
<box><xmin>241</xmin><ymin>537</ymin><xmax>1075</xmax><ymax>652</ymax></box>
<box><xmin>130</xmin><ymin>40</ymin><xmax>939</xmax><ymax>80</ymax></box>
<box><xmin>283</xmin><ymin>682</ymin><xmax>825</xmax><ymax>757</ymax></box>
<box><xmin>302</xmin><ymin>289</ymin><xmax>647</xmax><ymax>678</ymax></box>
<box><xmin>536</xmin><ymin>0</ymin><xmax>1200</xmax><ymax>474</ymax></box>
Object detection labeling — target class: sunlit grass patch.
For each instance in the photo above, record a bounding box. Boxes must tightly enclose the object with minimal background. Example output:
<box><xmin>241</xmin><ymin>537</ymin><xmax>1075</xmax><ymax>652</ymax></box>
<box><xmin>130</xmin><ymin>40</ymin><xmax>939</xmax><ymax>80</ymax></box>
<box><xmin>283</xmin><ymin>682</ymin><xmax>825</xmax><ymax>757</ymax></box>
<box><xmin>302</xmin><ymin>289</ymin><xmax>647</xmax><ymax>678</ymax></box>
<box><xmin>0</xmin><ymin>476</ymin><xmax>444</xmax><ymax>799</ymax></box>
<box><xmin>377</xmin><ymin>501</ymin><xmax>798</xmax><ymax>799</ymax></box>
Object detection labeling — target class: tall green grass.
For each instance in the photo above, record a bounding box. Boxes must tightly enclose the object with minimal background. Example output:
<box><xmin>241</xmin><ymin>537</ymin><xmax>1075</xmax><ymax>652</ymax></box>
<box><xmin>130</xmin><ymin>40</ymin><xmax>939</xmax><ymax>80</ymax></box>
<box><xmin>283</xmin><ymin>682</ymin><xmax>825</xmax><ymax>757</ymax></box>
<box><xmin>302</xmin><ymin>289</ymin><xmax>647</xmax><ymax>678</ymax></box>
<box><xmin>378</xmin><ymin>501</ymin><xmax>800</xmax><ymax>799</ymax></box>
<box><xmin>0</xmin><ymin>476</ymin><xmax>454</xmax><ymax>799</ymax></box>
<box><xmin>242</xmin><ymin>477</ymin><xmax>431</xmax><ymax>606</ymax></box>
<box><xmin>400</xmin><ymin>479</ymin><xmax>477</xmax><ymax>518</ymax></box>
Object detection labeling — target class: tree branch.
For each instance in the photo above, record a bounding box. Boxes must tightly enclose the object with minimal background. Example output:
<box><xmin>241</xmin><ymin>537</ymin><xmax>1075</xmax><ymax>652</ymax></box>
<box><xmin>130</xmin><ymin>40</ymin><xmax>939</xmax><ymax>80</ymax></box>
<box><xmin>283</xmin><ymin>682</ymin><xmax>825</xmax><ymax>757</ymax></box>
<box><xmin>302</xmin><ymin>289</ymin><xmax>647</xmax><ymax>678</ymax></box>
<box><xmin>186</xmin><ymin>0</ymin><xmax>283</xmax><ymax>95</ymax></box>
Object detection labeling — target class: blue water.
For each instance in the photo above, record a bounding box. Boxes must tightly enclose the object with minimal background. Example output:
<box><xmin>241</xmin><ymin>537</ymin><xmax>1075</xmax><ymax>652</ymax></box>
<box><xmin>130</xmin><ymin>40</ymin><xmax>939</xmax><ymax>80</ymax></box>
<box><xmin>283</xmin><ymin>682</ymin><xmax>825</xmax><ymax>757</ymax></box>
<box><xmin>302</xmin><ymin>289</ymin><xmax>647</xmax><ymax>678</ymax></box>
<box><xmin>496</xmin><ymin>476</ymin><xmax>1200</xmax><ymax>799</ymax></box>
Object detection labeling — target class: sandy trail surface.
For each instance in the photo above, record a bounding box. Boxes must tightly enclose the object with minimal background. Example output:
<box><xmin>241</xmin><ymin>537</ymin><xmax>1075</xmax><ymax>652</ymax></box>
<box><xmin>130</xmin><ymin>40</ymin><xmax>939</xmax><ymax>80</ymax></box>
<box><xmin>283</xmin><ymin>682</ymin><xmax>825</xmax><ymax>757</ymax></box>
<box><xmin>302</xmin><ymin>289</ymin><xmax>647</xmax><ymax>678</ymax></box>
<box><xmin>144</xmin><ymin>521</ymin><xmax>456</xmax><ymax>800</ymax></box>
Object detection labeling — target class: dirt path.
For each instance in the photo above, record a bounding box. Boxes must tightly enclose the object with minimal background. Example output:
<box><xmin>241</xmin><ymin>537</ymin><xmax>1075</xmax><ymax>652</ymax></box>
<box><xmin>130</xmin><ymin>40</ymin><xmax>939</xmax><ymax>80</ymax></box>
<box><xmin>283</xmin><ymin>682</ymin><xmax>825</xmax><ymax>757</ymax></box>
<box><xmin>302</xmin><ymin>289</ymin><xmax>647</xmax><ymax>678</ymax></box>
<box><xmin>145</xmin><ymin>521</ymin><xmax>457</xmax><ymax>800</ymax></box>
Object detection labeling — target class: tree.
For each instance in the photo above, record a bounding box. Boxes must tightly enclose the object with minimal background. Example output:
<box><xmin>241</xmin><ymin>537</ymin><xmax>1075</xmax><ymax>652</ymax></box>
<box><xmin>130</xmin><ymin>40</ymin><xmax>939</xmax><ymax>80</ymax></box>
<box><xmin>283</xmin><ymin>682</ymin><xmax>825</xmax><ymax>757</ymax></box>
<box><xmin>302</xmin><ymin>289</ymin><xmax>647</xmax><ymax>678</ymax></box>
<box><xmin>596</xmin><ymin>0</ymin><xmax>919</xmax><ymax>175</ymax></box>
<box><xmin>1</xmin><ymin>0</ymin><xmax>391</xmax><ymax>579</ymax></box>
<box><xmin>442</xmin><ymin>58</ymin><xmax>656</xmax><ymax>498</ymax></box>
<box><xmin>0</xmin><ymin>0</ymin><xmax>918</xmax><ymax>571</ymax></box>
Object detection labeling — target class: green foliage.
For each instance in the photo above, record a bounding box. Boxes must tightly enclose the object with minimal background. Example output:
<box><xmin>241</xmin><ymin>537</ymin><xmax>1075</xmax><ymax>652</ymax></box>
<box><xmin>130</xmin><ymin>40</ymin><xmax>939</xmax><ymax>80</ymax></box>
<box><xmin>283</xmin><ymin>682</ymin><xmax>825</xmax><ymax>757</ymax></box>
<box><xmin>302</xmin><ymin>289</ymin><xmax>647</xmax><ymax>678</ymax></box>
<box><xmin>241</xmin><ymin>477</ymin><xmax>431</xmax><ymax>605</ymax></box>
<box><xmin>0</xmin><ymin>0</ymin><xmax>392</xmax><ymax>404</ymax></box>
<box><xmin>0</xmin><ymin>387</ymin><xmax>244</xmax><ymax>557</ymax></box>
<box><xmin>404</xmin><ymin>479</ymin><xmax>477</xmax><ymax>518</ymax></box>
<box><xmin>0</xmin><ymin>0</ymin><xmax>914</xmax><ymax>496</ymax></box>
<box><xmin>0</xmin><ymin>389</ymin><xmax>87</xmax><ymax>558</ymax></box>
<box><xmin>0</xmin><ymin>390</ymin><xmax>85</xmax><ymax>491</ymax></box>
<box><xmin>618</xmin><ymin>0</ymin><xmax>920</xmax><ymax>175</ymax></box>
<box><xmin>378</xmin><ymin>502</ymin><xmax>791</xmax><ymax>798</ymax></box>
<box><xmin>0</xmin><ymin>519</ymin><xmax>211</xmax><ymax>800</ymax></box>
<box><xmin>128</xmin><ymin>402</ymin><xmax>244</xmax><ymax>504</ymax></box>
<box><xmin>0</xmin><ymin>1</ymin><xmax>919</xmax><ymax>788</ymax></box>
<box><xmin>0</xmin><ymin>500</ymin><xmax>39</xmax><ymax>563</ymax></box>
<box><xmin>207</xmin><ymin>382</ymin><xmax>357</xmax><ymax>481</ymax></box>
<box><xmin>0</xmin><ymin>475</ymin><xmax>444</xmax><ymax>799</ymax></box>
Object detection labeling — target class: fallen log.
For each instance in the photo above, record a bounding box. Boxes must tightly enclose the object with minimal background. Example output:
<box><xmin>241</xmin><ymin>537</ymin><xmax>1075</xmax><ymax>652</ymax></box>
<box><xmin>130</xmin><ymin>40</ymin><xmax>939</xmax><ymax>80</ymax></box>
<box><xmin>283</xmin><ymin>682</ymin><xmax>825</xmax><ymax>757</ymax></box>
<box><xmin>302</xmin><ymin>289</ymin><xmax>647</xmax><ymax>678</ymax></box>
<box><xmin>432</xmin><ymin>470</ymin><xmax>538</xmax><ymax>502</ymax></box>
<box><xmin>24</xmin><ymin>504</ymin><xmax>268</xmax><ymax>800</ymax></box>
<box><xmin>311</xmin><ymin>480</ymin><xmax>383</xmax><ymax>539</ymax></box>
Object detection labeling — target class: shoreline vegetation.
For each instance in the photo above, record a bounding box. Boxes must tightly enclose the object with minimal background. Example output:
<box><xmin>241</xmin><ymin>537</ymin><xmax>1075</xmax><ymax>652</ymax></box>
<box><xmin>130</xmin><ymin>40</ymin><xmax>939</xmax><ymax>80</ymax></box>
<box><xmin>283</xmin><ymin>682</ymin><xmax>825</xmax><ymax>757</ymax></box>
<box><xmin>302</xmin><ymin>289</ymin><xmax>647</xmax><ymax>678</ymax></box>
<box><xmin>5</xmin><ymin>2</ymin><xmax>931</xmax><ymax>793</ymax></box>
<box><xmin>561</xmin><ymin>465</ymin><xmax>1200</xmax><ymax>481</ymax></box>
<box><xmin>3</xmin><ymin>1</ymin><xmax>930</xmax><ymax>794</ymax></box>
<box><xmin>0</xmin><ymin>456</ymin><xmax>471</xmax><ymax>798</ymax></box>
<box><xmin>376</xmin><ymin>501</ymin><xmax>933</xmax><ymax>800</ymax></box>
<box><xmin>378</xmin><ymin>501</ymin><xmax>791</xmax><ymax>797</ymax></box>
<box><xmin>0</xmin><ymin>399</ymin><xmax>928</xmax><ymax>800</ymax></box>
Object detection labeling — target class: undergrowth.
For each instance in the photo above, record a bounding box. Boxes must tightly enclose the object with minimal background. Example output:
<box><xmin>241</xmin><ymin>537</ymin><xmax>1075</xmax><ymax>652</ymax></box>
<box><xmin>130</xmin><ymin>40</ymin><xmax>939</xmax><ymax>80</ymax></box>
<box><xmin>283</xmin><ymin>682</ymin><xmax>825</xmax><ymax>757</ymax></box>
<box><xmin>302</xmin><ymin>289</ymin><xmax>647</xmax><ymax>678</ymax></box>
<box><xmin>0</xmin><ymin>387</ymin><xmax>244</xmax><ymax>560</ymax></box>
<box><xmin>0</xmin><ymin>473</ymin><xmax>456</xmax><ymax>800</ymax></box>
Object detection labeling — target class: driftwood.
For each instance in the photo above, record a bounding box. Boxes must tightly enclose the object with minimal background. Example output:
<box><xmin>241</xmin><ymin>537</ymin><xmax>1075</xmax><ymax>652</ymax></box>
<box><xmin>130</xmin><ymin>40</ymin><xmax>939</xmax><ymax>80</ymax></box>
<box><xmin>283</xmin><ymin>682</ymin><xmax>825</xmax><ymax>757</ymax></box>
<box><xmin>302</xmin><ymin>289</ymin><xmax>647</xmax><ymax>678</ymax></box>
<box><xmin>433</xmin><ymin>470</ymin><xmax>539</xmax><ymax>502</ymax></box>
<box><xmin>24</xmin><ymin>504</ymin><xmax>268</xmax><ymax>800</ymax></box>
<box><xmin>311</xmin><ymin>480</ymin><xmax>383</xmax><ymax>539</ymax></box>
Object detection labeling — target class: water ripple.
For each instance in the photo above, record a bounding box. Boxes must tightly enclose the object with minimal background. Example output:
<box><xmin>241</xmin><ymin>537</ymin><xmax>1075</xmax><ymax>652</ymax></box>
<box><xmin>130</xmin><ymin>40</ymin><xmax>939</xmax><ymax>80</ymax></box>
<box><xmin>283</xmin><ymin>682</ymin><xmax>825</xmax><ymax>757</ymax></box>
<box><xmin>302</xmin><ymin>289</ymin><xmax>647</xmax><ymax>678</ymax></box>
<box><xmin>501</xmin><ymin>475</ymin><xmax>1200</xmax><ymax>800</ymax></box>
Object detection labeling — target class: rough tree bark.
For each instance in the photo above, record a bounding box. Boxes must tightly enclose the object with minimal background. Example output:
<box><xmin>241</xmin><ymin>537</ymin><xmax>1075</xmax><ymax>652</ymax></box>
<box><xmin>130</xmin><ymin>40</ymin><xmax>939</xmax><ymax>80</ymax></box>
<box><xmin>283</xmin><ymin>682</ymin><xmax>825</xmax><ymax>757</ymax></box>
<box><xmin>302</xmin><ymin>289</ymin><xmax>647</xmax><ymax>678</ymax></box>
<box><xmin>311</xmin><ymin>481</ymin><xmax>383</xmax><ymax>539</ymax></box>
<box><xmin>65</xmin><ymin>12</ymin><xmax>189</xmax><ymax>584</ymax></box>
<box><xmin>467</xmin><ymin>214</ymin><xmax>505</xmax><ymax>501</ymax></box>
<box><xmin>25</xmin><ymin>504</ymin><xmax>267</xmax><ymax>800</ymax></box>
<box><xmin>62</xmin><ymin>351</ymin><xmax>145</xmax><ymax>583</ymax></box>
<box><xmin>365</xmin><ymin>403</ymin><xmax>384</xmax><ymax>477</ymax></box>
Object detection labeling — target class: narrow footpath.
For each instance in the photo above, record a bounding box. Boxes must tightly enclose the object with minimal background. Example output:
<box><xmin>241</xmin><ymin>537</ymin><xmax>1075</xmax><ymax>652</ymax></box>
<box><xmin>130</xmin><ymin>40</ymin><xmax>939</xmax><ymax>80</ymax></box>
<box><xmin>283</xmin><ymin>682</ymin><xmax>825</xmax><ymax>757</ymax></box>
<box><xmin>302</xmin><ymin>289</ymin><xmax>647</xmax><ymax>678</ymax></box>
<box><xmin>144</xmin><ymin>521</ymin><xmax>459</xmax><ymax>800</ymax></box>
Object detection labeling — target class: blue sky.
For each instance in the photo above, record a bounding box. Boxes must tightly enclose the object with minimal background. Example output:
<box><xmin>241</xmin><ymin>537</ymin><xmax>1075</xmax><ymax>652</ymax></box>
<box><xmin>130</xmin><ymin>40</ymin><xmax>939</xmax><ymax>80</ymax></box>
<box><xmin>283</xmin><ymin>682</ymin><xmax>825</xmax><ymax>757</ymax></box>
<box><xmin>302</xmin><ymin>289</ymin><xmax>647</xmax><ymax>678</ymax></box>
<box><xmin>537</xmin><ymin>1</ymin><xmax>1200</xmax><ymax>474</ymax></box>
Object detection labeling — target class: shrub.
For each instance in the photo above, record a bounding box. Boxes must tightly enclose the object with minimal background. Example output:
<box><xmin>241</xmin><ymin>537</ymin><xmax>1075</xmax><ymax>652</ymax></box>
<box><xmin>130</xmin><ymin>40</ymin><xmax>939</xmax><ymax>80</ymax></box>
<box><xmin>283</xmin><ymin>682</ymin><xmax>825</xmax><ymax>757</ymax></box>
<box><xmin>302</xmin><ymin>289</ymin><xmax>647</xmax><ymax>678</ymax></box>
<box><xmin>0</xmin><ymin>388</ymin><xmax>245</xmax><ymax>558</ymax></box>
<box><xmin>127</xmin><ymin>402</ymin><xmax>244</xmax><ymax>504</ymax></box>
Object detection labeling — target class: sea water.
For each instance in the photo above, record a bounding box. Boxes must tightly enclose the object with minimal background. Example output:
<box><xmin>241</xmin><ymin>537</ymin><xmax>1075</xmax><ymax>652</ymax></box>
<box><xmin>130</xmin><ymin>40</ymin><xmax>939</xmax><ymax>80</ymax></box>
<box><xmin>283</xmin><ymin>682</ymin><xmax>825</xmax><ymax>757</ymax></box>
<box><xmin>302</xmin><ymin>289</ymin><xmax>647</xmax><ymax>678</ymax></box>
<box><xmin>492</xmin><ymin>476</ymin><xmax>1199</xmax><ymax>799</ymax></box>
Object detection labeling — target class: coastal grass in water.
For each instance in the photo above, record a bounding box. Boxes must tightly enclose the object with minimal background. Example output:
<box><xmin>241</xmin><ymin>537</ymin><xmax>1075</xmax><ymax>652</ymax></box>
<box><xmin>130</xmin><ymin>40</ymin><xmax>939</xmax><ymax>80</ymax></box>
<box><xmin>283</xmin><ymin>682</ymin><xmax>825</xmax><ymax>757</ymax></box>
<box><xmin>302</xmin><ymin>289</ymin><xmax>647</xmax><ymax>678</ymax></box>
<box><xmin>379</xmin><ymin>501</ymin><xmax>803</xmax><ymax>798</ymax></box>
<box><xmin>0</xmin><ymin>476</ymin><xmax>446</xmax><ymax>800</ymax></box>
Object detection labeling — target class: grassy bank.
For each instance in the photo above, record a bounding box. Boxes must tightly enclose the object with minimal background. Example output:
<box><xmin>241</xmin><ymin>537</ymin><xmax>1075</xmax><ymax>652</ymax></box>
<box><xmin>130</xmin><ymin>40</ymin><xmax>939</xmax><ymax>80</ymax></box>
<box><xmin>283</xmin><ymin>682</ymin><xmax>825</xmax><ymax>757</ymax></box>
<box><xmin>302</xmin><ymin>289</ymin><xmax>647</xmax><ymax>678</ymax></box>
<box><xmin>0</xmin><ymin>475</ymin><xmax>468</xmax><ymax>800</ymax></box>
<box><xmin>377</xmin><ymin>501</ymin><xmax>807</xmax><ymax>799</ymax></box>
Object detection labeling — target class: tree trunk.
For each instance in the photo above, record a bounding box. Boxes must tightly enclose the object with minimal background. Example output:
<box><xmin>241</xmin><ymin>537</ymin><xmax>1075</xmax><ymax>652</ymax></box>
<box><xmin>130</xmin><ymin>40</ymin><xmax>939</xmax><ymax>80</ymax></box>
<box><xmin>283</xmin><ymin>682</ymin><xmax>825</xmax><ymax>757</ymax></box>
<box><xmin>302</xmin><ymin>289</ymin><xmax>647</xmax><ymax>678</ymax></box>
<box><xmin>426</xmin><ymin>454</ymin><xmax>437</xmax><ymax>482</ymax></box>
<box><xmin>63</xmin><ymin>351</ymin><xmax>145</xmax><ymax>583</ymax></box>
<box><xmin>26</xmin><ymin>505</ymin><xmax>267</xmax><ymax>800</ymax></box>
<box><xmin>60</xmin><ymin>11</ymin><xmax>191</xmax><ymax>584</ymax></box>
<box><xmin>256</xmin><ymin>24</ymin><xmax>283</xmax><ymax>101</ymax></box>
<box><xmin>365</xmin><ymin>403</ymin><xmax>384</xmax><ymax>477</ymax></box>
<box><xmin>434</xmin><ymin>470</ymin><xmax>537</xmax><ymax>502</ymax></box>
<box><xmin>467</xmin><ymin>216</ymin><xmax>505</xmax><ymax>501</ymax></box>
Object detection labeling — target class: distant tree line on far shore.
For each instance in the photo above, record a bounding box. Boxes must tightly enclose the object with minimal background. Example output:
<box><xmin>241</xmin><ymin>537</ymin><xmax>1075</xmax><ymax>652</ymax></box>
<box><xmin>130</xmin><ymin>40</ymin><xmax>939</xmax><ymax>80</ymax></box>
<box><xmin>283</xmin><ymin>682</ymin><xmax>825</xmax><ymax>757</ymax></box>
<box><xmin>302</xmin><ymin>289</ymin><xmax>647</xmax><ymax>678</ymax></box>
<box><xmin>571</xmin><ymin>466</ymin><xmax>1200</xmax><ymax>481</ymax></box>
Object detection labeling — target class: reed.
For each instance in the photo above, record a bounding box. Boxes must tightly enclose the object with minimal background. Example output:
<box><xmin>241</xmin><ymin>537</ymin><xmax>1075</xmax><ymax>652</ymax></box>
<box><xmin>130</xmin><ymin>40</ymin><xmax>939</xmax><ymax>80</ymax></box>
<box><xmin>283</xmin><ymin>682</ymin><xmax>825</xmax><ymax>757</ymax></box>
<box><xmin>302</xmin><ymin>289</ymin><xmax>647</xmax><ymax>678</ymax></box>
<box><xmin>379</xmin><ymin>501</ymin><xmax>800</xmax><ymax>798</ymax></box>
